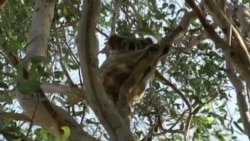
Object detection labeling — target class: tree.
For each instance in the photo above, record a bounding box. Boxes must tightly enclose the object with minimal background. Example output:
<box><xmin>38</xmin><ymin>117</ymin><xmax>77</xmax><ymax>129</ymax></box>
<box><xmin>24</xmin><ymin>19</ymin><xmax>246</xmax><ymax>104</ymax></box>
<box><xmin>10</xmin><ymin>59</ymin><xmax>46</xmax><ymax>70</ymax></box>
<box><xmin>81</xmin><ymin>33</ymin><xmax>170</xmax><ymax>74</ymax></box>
<box><xmin>0</xmin><ymin>0</ymin><xmax>249</xmax><ymax>140</ymax></box>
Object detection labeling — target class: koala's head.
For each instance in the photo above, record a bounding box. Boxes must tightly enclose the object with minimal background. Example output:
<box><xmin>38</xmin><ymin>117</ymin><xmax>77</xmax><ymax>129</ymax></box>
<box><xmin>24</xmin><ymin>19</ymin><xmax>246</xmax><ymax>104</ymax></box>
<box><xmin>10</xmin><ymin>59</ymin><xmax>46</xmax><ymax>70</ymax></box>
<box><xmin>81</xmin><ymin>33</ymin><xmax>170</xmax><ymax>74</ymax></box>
<box><xmin>108</xmin><ymin>34</ymin><xmax>153</xmax><ymax>52</ymax></box>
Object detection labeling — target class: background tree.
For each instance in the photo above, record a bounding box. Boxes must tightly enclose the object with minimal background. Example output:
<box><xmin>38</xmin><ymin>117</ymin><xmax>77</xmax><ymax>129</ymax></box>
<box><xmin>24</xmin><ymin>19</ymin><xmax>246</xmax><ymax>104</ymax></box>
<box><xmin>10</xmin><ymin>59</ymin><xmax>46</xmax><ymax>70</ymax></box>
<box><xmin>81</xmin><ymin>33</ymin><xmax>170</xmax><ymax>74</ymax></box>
<box><xmin>0</xmin><ymin>0</ymin><xmax>249</xmax><ymax>141</ymax></box>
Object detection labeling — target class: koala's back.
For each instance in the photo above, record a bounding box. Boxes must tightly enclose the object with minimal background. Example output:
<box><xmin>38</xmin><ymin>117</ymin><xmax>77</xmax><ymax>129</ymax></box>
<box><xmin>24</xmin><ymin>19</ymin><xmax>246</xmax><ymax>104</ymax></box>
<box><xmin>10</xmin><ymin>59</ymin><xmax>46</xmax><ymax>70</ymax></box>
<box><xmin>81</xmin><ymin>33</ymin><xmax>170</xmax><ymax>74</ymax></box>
<box><xmin>101</xmin><ymin>61</ymin><xmax>131</xmax><ymax>101</ymax></box>
<box><xmin>101</xmin><ymin>52</ymin><xmax>140</xmax><ymax>101</ymax></box>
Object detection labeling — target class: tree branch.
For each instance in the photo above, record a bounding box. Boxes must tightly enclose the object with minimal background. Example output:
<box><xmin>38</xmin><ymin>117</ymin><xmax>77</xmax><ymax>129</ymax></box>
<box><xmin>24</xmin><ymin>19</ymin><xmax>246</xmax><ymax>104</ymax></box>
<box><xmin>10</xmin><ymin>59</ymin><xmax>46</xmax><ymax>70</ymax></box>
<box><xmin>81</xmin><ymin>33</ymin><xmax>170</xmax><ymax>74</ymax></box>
<box><xmin>226</xmin><ymin>56</ymin><xmax>250</xmax><ymax>138</ymax></box>
<box><xmin>0</xmin><ymin>83</ymin><xmax>86</xmax><ymax>103</ymax></box>
<box><xmin>77</xmin><ymin>0</ymin><xmax>134</xmax><ymax>141</ymax></box>
<box><xmin>12</xmin><ymin>0</ymin><xmax>96</xmax><ymax>140</ymax></box>
<box><xmin>155</xmin><ymin>71</ymin><xmax>193</xmax><ymax>140</ymax></box>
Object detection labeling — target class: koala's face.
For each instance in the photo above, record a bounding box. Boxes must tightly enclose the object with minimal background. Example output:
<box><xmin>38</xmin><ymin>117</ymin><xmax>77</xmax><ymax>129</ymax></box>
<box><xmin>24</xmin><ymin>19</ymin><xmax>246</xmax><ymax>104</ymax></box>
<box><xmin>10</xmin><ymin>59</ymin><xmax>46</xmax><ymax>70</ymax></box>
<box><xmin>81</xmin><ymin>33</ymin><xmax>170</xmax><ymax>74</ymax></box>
<box><xmin>108</xmin><ymin>34</ymin><xmax>153</xmax><ymax>52</ymax></box>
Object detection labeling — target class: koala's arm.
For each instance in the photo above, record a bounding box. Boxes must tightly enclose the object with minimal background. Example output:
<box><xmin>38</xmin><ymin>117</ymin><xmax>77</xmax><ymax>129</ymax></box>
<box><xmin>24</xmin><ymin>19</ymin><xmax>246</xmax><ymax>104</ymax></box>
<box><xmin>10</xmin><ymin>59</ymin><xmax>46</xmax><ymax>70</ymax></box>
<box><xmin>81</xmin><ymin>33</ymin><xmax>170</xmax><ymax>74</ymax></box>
<box><xmin>116</xmin><ymin>44</ymin><xmax>164</xmax><ymax>124</ymax></box>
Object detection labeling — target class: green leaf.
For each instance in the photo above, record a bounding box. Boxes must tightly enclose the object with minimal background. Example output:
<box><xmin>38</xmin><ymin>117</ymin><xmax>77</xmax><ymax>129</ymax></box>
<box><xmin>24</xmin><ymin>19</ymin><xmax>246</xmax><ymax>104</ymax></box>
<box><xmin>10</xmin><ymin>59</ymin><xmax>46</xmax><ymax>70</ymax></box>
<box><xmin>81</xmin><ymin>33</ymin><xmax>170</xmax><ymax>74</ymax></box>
<box><xmin>243</xmin><ymin>0</ymin><xmax>250</xmax><ymax>4</ymax></box>
<box><xmin>68</xmin><ymin>64</ymin><xmax>79</xmax><ymax>70</ymax></box>
<box><xmin>54</xmin><ymin>71</ymin><xmax>64</xmax><ymax>79</ymax></box>
<box><xmin>17</xmin><ymin>79</ymin><xmax>41</xmax><ymax>95</ymax></box>
<box><xmin>5</xmin><ymin>39</ymin><xmax>20</xmax><ymax>52</ymax></box>
<box><xmin>0</xmin><ymin>82</ymin><xmax>8</xmax><ymax>89</ymax></box>
<box><xmin>57</xmin><ymin>126</ymin><xmax>70</xmax><ymax>141</ymax></box>
<box><xmin>2</xmin><ymin>93</ymin><xmax>13</xmax><ymax>104</ymax></box>
<box><xmin>169</xmin><ymin>4</ymin><xmax>176</xmax><ymax>9</ymax></box>
<box><xmin>31</xmin><ymin>56</ymin><xmax>51</xmax><ymax>65</ymax></box>
<box><xmin>86</xmin><ymin>119</ymin><xmax>100</xmax><ymax>125</ymax></box>
<box><xmin>162</xmin><ymin>3</ymin><xmax>168</xmax><ymax>9</ymax></box>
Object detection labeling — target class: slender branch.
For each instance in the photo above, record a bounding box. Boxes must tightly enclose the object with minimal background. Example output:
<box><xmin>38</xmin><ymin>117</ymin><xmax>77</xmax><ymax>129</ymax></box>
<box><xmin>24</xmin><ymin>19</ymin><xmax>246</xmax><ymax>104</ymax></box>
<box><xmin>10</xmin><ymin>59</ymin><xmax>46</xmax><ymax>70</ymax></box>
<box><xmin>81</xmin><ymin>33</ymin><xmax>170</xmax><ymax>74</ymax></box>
<box><xmin>0</xmin><ymin>112</ymin><xmax>31</xmax><ymax>122</ymax></box>
<box><xmin>158</xmin><ymin>10</ymin><xmax>196</xmax><ymax>47</ymax></box>
<box><xmin>53</xmin><ymin>25</ymin><xmax>75</xmax><ymax>86</ymax></box>
<box><xmin>111</xmin><ymin>0</ymin><xmax>123</xmax><ymax>34</ymax></box>
<box><xmin>155</xmin><ymin>71</ymin><xmax>193</xmax><ymax>140</ymax></box>
<box><xmin>0</xmin><ymin>83</ymin><xmax>86</xmax><ymax>102</ymax></box>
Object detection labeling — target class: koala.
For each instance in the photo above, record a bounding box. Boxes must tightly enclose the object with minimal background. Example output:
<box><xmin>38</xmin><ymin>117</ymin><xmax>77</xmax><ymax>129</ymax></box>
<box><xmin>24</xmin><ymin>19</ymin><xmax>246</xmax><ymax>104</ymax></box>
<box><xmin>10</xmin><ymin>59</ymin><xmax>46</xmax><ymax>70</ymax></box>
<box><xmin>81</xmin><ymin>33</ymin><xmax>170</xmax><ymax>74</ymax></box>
<box><xmin>100</xmin><ymin>34</ymin><xmax>157</xmax><ymax>105</ymax></box>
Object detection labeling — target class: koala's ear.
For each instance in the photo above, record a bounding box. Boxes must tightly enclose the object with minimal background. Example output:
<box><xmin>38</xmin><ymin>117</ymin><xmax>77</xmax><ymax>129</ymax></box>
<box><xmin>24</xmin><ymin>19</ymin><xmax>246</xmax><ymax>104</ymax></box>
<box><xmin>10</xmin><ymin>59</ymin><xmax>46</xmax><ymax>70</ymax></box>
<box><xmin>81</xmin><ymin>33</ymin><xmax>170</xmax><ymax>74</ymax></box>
<box><xmin>108</xmin><ymin>34</ymin><xmax>124</xmax><ymax>50</ymax></box>
<box><xmin>142</xmin><ymin>37</ymin><xmax>154</xmax><ymax>46</ymax></box>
